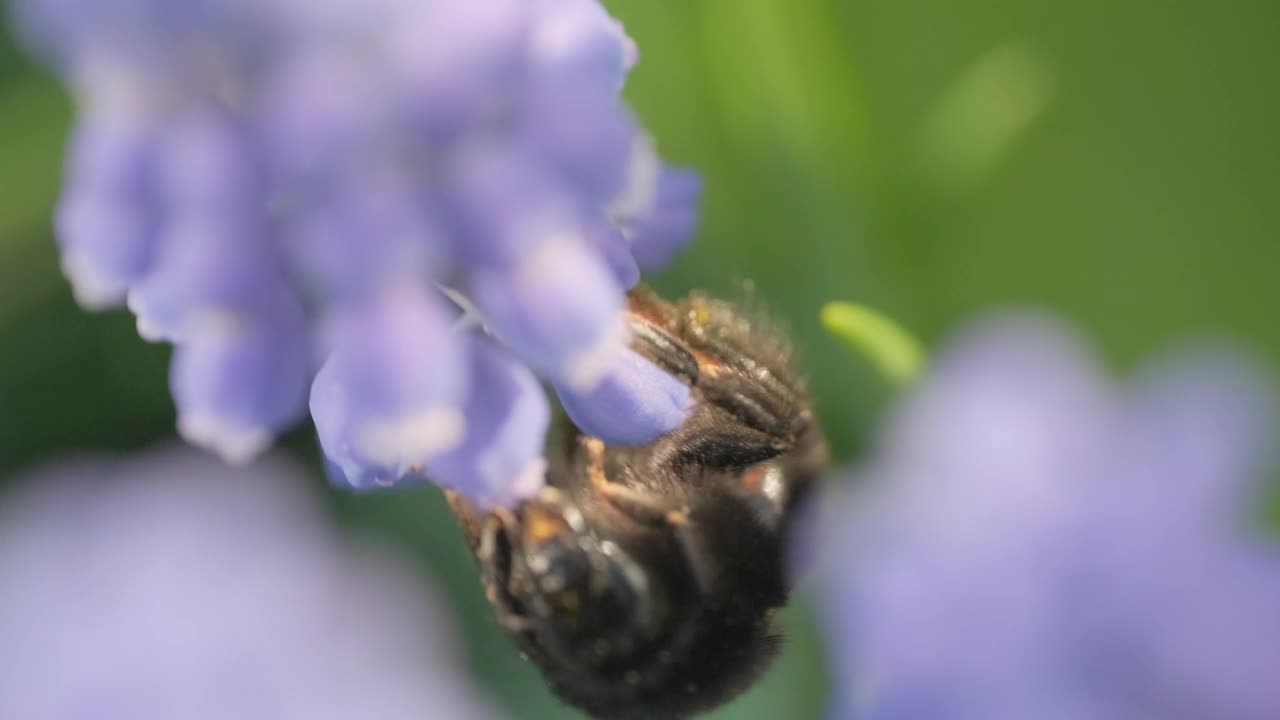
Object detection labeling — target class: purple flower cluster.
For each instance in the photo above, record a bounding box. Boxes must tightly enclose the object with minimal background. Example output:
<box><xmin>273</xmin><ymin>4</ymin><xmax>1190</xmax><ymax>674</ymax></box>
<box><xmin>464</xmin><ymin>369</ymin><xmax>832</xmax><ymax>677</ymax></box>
<box><xmin>14</xmin><ymin>0</ymin><xmax>700</xmax><ymax>506</ymax></box>
<box><xmin>0</xmin><ymin>447</ymin><xmax>501</xmax><ymax>720</ymax></box>
<box><xmin>811</xmin><ymin>317</ymin><xmax>1280</xmax><ymax>720</ymax></box>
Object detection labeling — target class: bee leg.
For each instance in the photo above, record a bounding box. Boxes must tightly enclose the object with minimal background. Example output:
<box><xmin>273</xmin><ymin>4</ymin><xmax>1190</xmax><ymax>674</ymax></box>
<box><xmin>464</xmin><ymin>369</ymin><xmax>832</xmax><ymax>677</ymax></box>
<box><xmin>626</xmin><ymin>307</ymin><xmax>801</xmax><ymax>451</ymax></box>
<box><xmin>589</xmin><ymin>468</ymin><xmax>730</xmax><ymax>596</ymax></box>
<box><xmin>626</xmin><ymin>312</ymin><xmax>701</xmax><ymax>384</ymax></box>
<box><xmin>693</xmin><ymin>370</ymin><xmax>805</xmax><ymax>450</ymax></box>
<box><xmin>581</xmin><ymin>436</ymin><xmax>688</xmax><ymax>527</ymax></box>
<box><xmin>477</xmin><ymin>510</ymin><xmax>533</xmax><ymax>633</ymax></box>
<box><xmin>669</xmin><ymin>517</ymin><xmax>725</xmax><ymax>597</ymax></box>
<box><xmin>580</xmin><ymin>435</ymin><xmax>728</xmax><ymax>596</ymax></box>
<box><xmin>675</xmin><ymin>418</ymin><xmax>786</xmax><ymax>473</ymax></box>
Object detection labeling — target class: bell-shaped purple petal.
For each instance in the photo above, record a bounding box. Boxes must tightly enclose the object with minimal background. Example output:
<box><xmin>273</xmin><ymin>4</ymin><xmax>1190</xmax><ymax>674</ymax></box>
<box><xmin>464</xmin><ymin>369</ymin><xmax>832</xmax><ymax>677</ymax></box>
<box><xmin>608</xmin><ymin>134</ymin><xmax>701</xmax><ymax>271</ymax></box>
<box><xmin>312</xmin><ymin>284</ymin><xmax>470</xmax><ymax>490</ymax></box>
<box><xmin>427</xmin><ymin>338</ymin><xmax>550</xmax><ymax>508</ymax></box>
<box><xmin>590</xmin><ymin>223</ymin><xmax>641</xmax><ymax>289</ymax></box>
<box><xmin>555</xmin><ymin>346</ymin><xmax>691</xmax><ymax>445</ymax></box>
<box><xmin>126</xmin><ymin>113</ymin><xmax>279</xmax><ymax>342</ymax></box>
<box><xmin>170</xmin><ymin>303</ymin><xmax>309</xmax><ymax>465</ymax></box>
<box><xmin>55</xmin><ymin>108</ymin><xmax>159</xmax><ymax>309</ymax></box>
<box><xmin>127</xmin><ymin>213</ymin><xmax>282</xmax><ymax>343</ymax></box>
<box><xmin>469</xmin><ymin>233</ymin><xmax>626</xmax><ymax>391</ymax></box>
<box><xmin>622</xmin><ymin>165</ymin><xmax>702</xmax><ymax>271</ymax></box>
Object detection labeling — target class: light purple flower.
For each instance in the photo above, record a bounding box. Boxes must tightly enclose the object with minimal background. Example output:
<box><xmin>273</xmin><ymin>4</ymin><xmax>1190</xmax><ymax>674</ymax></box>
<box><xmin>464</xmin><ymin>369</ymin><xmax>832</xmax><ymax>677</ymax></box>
<box><xmin>310</xmin><ymin>282</ymin><xmax>471</xmax><ymax>490</ymax></box>
<box><xmin>554</xmin><ymin>343</ymin><xmax>694</xmax><ymax>446</ymax></box>
<box><xmin>13</xmin><ymin>0</ymin><xmax>702</xmax><ymax>506</ymax></box>
<box><xmin>809</xmin><ymin>316</ymin><xmax>1280</xmax><ymax>720</ymax></box>
<box><xmin>425</xmin><ymin>338</ymin><xmax>551</xmax><ymax>508</ymax></box>
<box><xmin>0</xmin><ymin>446</ymin><xmax>502</xmax><ymax>720</ymax></box>
<box><xmin>609</xmin><ymin>137</ymin><xmax>704</xmax><ymax>271</ymax></box>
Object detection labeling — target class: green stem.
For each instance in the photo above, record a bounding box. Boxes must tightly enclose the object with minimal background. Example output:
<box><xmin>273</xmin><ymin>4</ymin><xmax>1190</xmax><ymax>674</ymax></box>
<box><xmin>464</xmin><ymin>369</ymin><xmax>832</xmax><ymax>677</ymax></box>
<box><xmin>821</xmin><ymin>302</ymin><xmax>925</xmax><ymax>387</ymax></box>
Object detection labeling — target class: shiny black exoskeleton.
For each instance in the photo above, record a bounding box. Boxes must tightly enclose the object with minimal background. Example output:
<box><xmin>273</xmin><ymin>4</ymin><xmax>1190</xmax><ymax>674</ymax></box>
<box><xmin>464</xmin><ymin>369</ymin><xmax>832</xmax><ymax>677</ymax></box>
<box><xmin>448</xmin><ymin>286</ymin><xmax>827</xmax><ymax>719</ymax></box>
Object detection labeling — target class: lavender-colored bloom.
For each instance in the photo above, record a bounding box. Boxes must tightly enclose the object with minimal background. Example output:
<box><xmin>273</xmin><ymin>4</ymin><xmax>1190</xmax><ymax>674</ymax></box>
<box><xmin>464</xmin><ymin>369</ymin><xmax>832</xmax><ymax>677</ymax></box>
<box><xmin>310</xmin><ymin>282</ymin><xmax>470</xmax><ymax>490</ymax></box>
<box><xmin>810</xmin><ymin>316</ymin><xmax>1280</xmax><ymax>720</ymax></box>
<box><xmin>425</xmin><ymin>338</ymin><xmax>551</xmax><ymax>508</ymax></box>
<box><xmin>554</xmin><ymin>344</ymin><xmax>692</xmax><ymax>446</ymax></box>
<box><xmin>170</xmin><ymin>303</ymin><xmax>310</xmax><ymax>464</ymax></box>
<box><xmin>13</xmin><ymin>0</ymin><xmax>702</xmax><ymax>506</ymax></box>
<box><xmin>610</xmin><ymin>137</ymin><xmax>704</xmax><ymax>272</ymax></box>
<box><xmin>0</xmin><ymin>446</ymin><xmax>501</xmax><ymax>720</ymax></box>
<box><xmin>55</xmin><ymin>107</ymin><xmax>160</xmax><ymax>309</ymax></box>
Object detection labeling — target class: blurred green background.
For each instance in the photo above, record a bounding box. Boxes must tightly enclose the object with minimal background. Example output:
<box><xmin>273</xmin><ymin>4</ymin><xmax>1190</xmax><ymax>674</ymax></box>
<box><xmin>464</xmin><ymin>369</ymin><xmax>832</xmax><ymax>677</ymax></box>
<box><xmin>0</xmin><ymin>1</ymin><xmax>1277</xmax><ymax>718</ymax></box>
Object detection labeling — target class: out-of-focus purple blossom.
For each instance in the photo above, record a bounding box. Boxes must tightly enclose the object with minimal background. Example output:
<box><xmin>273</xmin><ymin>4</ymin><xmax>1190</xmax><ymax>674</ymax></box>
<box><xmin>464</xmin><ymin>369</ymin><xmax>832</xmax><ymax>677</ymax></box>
<box><xmin>12</xmin><ymin>0</ymin><xmax>702</xmax><ymax>506</ymax></box>
<box><xmin>809</xmin><ymin>316</ymin><xmax>1280</xmax><ymax>720</ymax></box>
<box><xmin>0</xmin><ymin>446</ymin><xmax>502</xmax><ymax>720</ymax></box>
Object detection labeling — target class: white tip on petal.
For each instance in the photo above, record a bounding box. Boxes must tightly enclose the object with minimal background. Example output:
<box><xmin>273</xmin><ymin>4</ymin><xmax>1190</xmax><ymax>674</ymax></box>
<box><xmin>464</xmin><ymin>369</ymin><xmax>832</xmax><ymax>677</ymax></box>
<box><xmin>354</xmin><ymin>406</ymin><xmax>467</xmax><ymax>471</ymax></box>
<box><xmin>60</xmin><ymin>250</ymin><xmax>127</xmax><ymax>310</ymax></box>
<box><xmin>507</xmin><ymin>233</ymin><xmax>628</xmax><ymax>390</ymax></box>
<box><xmin>562</xmin><ymin>317</ymin><xmax>628</xmax><ymax>391</ymax></box>
<box><xmin>475</xmin><ymin>453</ymin><xmax>546</xmax><ymax>507</ymax></box>
<box><xmin>178</xmin><ymin>413</ymin><xmax>273</xmax><ymax>465</ymax></box>
<box><xmin>607</xmin><ymin>133</ymin><xmax>661</xmax><ymax>224</ymax></box>
<box><xmin>134</xmin><ymin>314</ymin><xmax>168</xmax><ymax>343</ymax></box>
<box><xmin>126</xmin><ymin>289</ymin><xmax>176</xmax><ymax>342</ymax></box>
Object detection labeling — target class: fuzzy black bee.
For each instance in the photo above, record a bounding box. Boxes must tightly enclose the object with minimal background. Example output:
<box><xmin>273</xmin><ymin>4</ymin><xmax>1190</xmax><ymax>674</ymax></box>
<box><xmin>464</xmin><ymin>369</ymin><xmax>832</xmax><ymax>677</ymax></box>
<box><xmin>447</xmin><ymin>286</ymin><xmax>827</xmax><ymax>719</ymax></box>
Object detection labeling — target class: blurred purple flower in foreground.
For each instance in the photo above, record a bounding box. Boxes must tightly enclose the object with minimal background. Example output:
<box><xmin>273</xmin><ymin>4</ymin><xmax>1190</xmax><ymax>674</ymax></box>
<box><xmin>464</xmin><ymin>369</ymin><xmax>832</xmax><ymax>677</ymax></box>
<box><xmin>12</xmin><ymin>0</ymin><xmax>700</xmax><ymax>505</ymax></box>
<box><xmin>811</xmin><ymin>316</ymin><xmax>1280</xmax><ymax>720</ymax></box>
<box><xmin>0</xmin><ymin>446</ymin><xmax>501</xmax><ymax>720</ymax></box>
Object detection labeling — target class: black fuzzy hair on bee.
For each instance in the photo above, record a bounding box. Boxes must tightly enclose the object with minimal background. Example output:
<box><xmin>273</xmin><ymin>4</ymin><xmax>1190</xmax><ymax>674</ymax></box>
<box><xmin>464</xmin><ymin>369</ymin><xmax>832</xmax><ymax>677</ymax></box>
<box><xmin>448</xmin><ymin>285</ymin><xmax>827</xmax><ymax>719</ymax></box>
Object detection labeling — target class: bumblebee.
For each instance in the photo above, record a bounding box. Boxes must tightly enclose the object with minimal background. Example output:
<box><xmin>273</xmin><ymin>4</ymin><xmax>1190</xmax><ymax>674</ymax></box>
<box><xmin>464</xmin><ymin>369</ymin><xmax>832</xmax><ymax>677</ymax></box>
<box><xmin>448</xmin><ymin>286</ymin><xmax>827</xmax><ymax>719</ymax></box>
